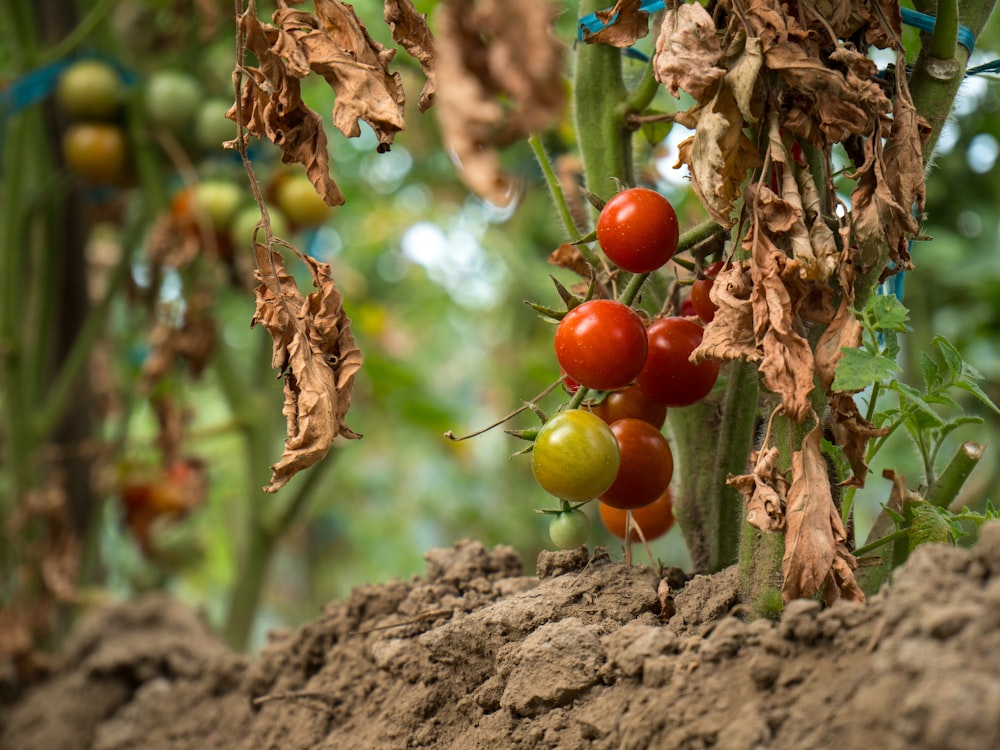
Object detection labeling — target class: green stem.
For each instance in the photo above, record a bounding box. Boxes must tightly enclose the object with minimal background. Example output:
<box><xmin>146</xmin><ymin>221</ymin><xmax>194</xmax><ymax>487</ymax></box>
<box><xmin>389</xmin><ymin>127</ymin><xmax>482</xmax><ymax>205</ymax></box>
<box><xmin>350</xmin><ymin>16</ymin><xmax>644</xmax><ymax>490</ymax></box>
<box><xmin>574</xmin><ymin>0</ymin><xmax>633</xmax><ymax>199</ymax></box>
<box><xmin>528</xmin><ymin>134</ymin><xmax>584</xmax><ymax>244</ymax></box>
<box><xmin>38</xmin><ymin>0</ymin><xmax>117</xmax><ymax>64</ymax></box>
<box><xmin>909</xmin><ymin>0</ymin><xmax>997</xmax><ymax>165</ymax></box>
<box><xmin>928</xmin><ymin>441</ymin><xmax>984</xmax><ymax>509</ymax></box>
<box><xmin>625</xmin><ymin>58</ymin><xmax>660</xmax><ymax>114</ymax></box>
<box><xmin>854</xmin><ymin>528</ymin><xmax>909</xmax><ymax>558</ymax></box>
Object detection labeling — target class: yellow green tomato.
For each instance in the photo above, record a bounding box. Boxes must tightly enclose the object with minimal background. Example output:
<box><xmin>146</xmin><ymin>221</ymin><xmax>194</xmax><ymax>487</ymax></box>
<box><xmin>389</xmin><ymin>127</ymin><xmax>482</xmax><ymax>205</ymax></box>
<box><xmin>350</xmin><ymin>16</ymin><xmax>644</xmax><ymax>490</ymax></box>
<box><xmin>56</xmin><ymin>59</ymin><xmax>123</xmax><ymax>119</ymax></box>
<box><xmin>531</xmin><ymin>410</ymin><xmax>620</xmax><ymax>502</ymax></box>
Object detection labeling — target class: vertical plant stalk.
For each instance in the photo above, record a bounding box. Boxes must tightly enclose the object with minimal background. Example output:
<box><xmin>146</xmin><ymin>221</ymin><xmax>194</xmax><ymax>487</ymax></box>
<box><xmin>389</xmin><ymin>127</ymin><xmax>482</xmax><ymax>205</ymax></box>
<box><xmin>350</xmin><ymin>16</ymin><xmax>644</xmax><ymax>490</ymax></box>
<box><xmin>668</xmin><ymin>359</ymin><xmax>758</xmax><ymax>572</ymax></box>
<box><xmin>574</xmin><ymin>0</ymin><xmax>634</xmax><ymax>197</ymax></box>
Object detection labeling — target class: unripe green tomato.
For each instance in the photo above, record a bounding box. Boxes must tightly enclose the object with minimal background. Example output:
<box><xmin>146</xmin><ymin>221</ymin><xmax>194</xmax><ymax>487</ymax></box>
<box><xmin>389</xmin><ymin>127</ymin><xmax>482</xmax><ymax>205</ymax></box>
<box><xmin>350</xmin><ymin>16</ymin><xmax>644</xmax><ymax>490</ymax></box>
<box><xmin>191</xmin><ymin>180</ymin><xmax>243</xmax><ymax>232</ymax></box>
<box><xmin>196</xmin><ymin>98</ymin><xmax>237</xmax><ymax>151</ymax></box>
<box><xmin>549</xmin><ymin>509</ymin><xmax>590</xmax><ymax>549</ymax></box>
<box><xmin>145</xmin><ymin>71</ymin><xmax>202</xmax><ymax>132</ymax></box>
<box><xmin>531</xmin><ymin>410</ymin><xmax>621</xmax><ymax>502</ymax></box>
<box><xmin>230</xmin><ymin>204</ymin><xmax>289</xmax><ymax>249</ymax></box>
<box><xmin>56</xmin><ymin>59</ymin><xmax>123</xmax><ymax>119</ymax></box>
<box><xmin>276</xmin><ymin>174</ymin><xmax>332</xmax><ymax>228</ymax></box>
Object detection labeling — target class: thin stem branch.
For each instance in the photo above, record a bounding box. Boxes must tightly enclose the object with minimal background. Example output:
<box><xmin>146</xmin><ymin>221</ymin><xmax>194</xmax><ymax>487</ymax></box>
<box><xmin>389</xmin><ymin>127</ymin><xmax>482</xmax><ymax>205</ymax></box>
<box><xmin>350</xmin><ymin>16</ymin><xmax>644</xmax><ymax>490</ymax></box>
<box><xmin>528</xmin><ymin>134</ymin><xmax>584</xmax><ymax>244</ymax></box>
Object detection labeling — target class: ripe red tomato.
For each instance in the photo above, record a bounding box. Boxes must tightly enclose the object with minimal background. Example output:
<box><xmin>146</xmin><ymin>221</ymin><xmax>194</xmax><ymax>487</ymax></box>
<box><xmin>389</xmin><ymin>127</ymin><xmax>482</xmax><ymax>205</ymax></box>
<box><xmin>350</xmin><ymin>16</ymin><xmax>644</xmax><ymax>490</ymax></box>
<box><xmin>596</xmin><ymin>187</ymin><xmax>679</xmax><ymax>273</ymax></box>
<box><xmin>637</xmin><ymin>317</ymin><xmax>719</xmax><ymax>407</ymax></box>
<box><xmin>590</xmin><ymin>384</ymin><xmax>667</xmax><ymax>429</ymax></box>
<box><xmin>62</xmin><ymin>123</ymin><xmax>128</xmax><ymax>184</ymax></box>
<box><xmin>599</xmin><ymin>486</ymin><xmax>675</xmax><ymax>542</ymax></box>
<box><xmin>690</xmin><ymin>261</ymin><xmax>726</xmax><ymax>324</ymax></box>
<box><xmin>554</xmin><ymin>300</ymin><xmax>648</xmax><ymax>391</ymax></box>
<box><xmin>599</xmin><ymin>418</ymin><xmax>674</xmax><ymax>510</ymax></box>
<box><xmin>531</xmin><ymin>410</ymin><xmax>621</xmax><ymax>502</ymax></box>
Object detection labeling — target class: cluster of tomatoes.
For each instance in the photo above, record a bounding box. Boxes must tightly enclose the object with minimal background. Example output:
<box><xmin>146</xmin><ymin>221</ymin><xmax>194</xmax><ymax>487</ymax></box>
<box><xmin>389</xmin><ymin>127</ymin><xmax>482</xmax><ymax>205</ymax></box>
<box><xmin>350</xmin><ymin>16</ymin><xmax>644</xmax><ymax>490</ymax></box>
<box><xmin>530</xmin><ymin>188</ymin><xmax>723</xmax><ymax>550</ymax></box>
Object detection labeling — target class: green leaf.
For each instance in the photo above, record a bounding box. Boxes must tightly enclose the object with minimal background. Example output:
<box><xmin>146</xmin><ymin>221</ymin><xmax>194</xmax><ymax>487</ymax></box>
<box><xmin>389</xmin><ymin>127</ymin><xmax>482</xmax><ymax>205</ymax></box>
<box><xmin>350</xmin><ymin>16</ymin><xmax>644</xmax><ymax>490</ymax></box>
<box><xmin>908</xmin><ymin>503</ymin><xmax>952</xmax><ymax>551</ymax></box>
<box><xmin>832</xmin><ymin>347</ymin><xmax>901</xmax><ymax>392</ymax></box>
<box><xmin>891</xmin><ymin>381</ymin><xmax>943</xmax><ymax>424</ymax></box>
<box><xmin>639</xmin><ymin>113</ymin><xmax>674</xmax><ymax>146</ymax></box>
<box><xmin>954</xmin><ymin>379</ymin><xmax>1000</xmax><ymax>416</ymax></box>
<box><xmin>866</xmin><ymin>294</ymin><xmax>910</xmax><ymax>332</ymax></box>
<box><xmin>932</xmin><ymin>335</ymin><xmax>963</xmax><ymax>378</ymax></box>
<box><xmin>920</xmin><ymin>352</ymin><xmax>943</xmax><ymax>392</ymax></box>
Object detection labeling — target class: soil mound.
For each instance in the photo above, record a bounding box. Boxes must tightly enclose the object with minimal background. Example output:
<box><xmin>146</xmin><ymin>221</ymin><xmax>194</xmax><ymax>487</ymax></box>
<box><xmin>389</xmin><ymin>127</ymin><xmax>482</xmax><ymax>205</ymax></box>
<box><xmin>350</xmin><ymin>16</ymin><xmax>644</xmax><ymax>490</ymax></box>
<box><xmin>4</xmin><ymin>525</ymin><xmax>1000</xmax><ymax>750</ymax></box>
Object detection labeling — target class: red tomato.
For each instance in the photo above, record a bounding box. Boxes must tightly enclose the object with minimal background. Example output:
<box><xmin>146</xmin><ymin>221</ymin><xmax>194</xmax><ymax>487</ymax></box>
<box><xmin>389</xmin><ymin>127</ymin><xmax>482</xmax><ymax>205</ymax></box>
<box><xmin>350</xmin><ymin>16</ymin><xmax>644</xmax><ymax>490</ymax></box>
<box><xmin>590</xmin><ymin>384</ymin><xmax>667</xmax><ymax>429</ymax></box>
<box><xmin>599</xmin><ymin>487</ymin><xmax>675</xmax><ymax>542</ymax></box>
<box><xmin>599</xmin><ymin>418</ymin><xmax>674</xmax><ymax>510</ymax></box>
<box><xmin>596</xmin><ymin>188</ymin><xmax>679</xmax><ymax>273</ymax></box>
<box><xmin>690</xmin><ymin>261</ymin><xmax>726</xmax><ymax>324</ymax></box>
<box><xmin>554</xmin><ymin>300</ymin><xmax>648</xmax><ymax>391</ymax></box>
<box><xmin>636</xmin><ymin>317</ymin><xmax>719</xmax><ymax>407</ymax></box>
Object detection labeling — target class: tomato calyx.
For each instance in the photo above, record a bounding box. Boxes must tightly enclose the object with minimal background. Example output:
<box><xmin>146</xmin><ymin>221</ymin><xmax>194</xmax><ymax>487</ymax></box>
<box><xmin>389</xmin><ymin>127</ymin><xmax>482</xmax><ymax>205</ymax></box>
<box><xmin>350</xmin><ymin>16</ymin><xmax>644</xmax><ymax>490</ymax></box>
<box><xmin>525</xmin><ymin>269</ymin><xmax>597</xmax><ymax>322</ymax></box>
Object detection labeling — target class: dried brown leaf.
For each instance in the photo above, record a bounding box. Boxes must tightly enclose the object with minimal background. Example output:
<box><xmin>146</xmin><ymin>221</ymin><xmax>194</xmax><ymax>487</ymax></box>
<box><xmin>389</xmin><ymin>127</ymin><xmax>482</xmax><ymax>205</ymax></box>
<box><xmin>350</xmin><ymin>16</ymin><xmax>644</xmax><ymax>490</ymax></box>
<box><xmin>230</xmin><ymin>4</ymin><xmax>345</xmax><ymax>206</ymax></box>
<box><xmin>548</xmin><ymin>243</ymin><xmax>592</xmax><ymax>278</ymax></box>
<box><xmin>693</xmin><ymin>261</ymin><xmax>757</xmax><ymax>363</ymax></box>
<box><xmin>433</xmin><ymin>0</ymin><xmax>564</xmax><ymax>204</ymax></box>
<box><xmin>782</xmin><ymin>425</ymin><xmax>862</xmax><ymax>603</ymax></box>
<box><xmin>583</xmin><ymin>0</ymin><xmax>650</xmax><ymax>48</ymax></box>
<box><xmin>385</xmin><ymin>0</ymin><xmax>437</xmax><ymax>111</ymax></box>
<box><xmin>829</xmin><ymin>392</ymin><xmax>889</xmax><ymax>488</ymax></box>
<box><xmin>251</xmin><ymin>245</ymin><xmax>362</xmax><ymax>493</ymax></box>
<box><xmin>814</xmin><ymin>295</ymin><xmax>862</xmax><ymax>393</ymax></box>
<box><xmin>293</xmin><ymin>1</ymin><xmax>406</xmax><ymax>151</ymax></box>
<box><xmin>674</xmin><ymin>85</ymin><xmax>761</xmax><ymax>227</ymax></box>
<box><xmin>750</xmin><ymin>233</ymin><xmax>815</xmax><ymax>423</ymax></box>
<box><xmin>728</xmin><ymin>446</ymin><xmax>787</xmax><ymax>533</ymax></box>
<box><xmin>653</xmin><ymin>2</ymin><xmax>726</xmax><ymax>100</ymax></box>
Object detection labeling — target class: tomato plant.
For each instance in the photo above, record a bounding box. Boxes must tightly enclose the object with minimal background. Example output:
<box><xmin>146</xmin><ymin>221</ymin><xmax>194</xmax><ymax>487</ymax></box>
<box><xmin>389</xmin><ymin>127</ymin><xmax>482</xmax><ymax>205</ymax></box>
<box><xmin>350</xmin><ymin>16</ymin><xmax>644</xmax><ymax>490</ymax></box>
<box><xmin>599</xmin><ymin>486</ymin><xmax>675</xmax><ymax>542</ymax></box>
<box><xmin>61</xmin><ymin>122</ymin><xmax>128</xmax><ymax>184</ymax></box>
<box><xmin>596</xmin><ymin>187</ymin><xmax>679</xmax><ymax>273</ymax></box>
<box><xmin>590</xmin><ymin>384</ymin><xmax>667</xmax><ymax>429</ymax></box>
<box><xmin>599</xmin><ymin>418</ymin><xmax>674</xmax><ymax>510</ymax></box>
<box><xmin>276</xmin><ymin>173</ymin><xmax>332</xmax><ymax>229</ymax></box>
<box><xmin>531</xmin><ymin>409</ymin><xmax>621</xmax><ymax>502</ymax></box>
<box><xmin>55</xmin><ymin>59</ymin><xmax>122</xmax><ymax>119</ymax></box>
<box><xmin>637</xmin><ymin>317</ymin><xmax>719</xmax><ymax>407</ymax></box>
<box><xmin>144</xmin><ymin>70</ymin><xmax>202</xmax><ymax>132</ymax></box>
<box><xmin>691</xmin><ymin>261</ymin><xmax>726</xmax><ymax>324</ymax></box>
<box><xmin>554</xmin><ymin>300</ymin><xmax>647</xmax><ymax>391</ymax></box>
<box><xmin>548</xmin><ymin>507</ymin><xmax>590</xmax><ymax>549</ymax></box>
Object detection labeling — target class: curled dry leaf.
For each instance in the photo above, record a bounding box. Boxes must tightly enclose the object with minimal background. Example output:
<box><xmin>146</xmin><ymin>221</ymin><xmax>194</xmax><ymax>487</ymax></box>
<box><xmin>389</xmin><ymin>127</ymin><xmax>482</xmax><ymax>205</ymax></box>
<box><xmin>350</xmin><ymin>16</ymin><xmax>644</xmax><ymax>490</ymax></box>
<box><xmin>782</xmin><ymin>426</ymin><xmax>864</xmax><ymax>604</ymax></box>
<box><xmin>693</xmin><ymin>261</ymin><xmax>757</xmax><ymax>363</ymax></box>
<box><xmin>384</xmin><ymin>0</ymin><xmax>437</xmax><ymax>112</ymax></box>
<box><xmin>251</xmin><ymin>245</ymin><xmax>362</xmax><ymax>493</ymax></box>
<box><xmin>728</xmin><ymin>445</ymin><xmax>788</xmax><ymax>533</ymax></box>
<box><xmin>582</xmin><ymin>0</ymin><xmax>650</xmax><ymax>48</ymax></box>
<box><xmin>548</xmin><ymin>243</ymin><xmax>592</xmax><ymax>279</ymax></box>
<box><xmin>434</xmin><ymin>0</ymin><xmax>565</xmax><ymax>205</ymax></box>
<box><xmin>653</xmin><ymin>2</ymin><xmax>726</xmax><ymax>100</ymax></box>
<box><xmin>828</xmin><ymin>392</ymin><xmax>889</xmax><ymax>488</ymax></box>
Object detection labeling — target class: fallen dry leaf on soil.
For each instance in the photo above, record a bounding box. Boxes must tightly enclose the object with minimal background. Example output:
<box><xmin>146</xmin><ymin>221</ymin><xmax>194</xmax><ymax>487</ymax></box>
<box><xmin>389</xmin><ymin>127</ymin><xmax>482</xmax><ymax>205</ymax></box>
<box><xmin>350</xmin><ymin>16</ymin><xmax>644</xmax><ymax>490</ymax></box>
<box><xmin>251</xmin><ymin>245</ymin><xmax>362</xmax><ymax>493</ymax></box>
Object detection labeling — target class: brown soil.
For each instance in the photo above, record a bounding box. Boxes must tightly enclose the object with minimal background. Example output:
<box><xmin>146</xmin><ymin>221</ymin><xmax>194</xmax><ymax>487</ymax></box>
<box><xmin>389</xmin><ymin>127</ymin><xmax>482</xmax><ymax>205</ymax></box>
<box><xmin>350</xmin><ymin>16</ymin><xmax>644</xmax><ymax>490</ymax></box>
<box><xmin>4</xmin><ymin>525</ymin><xmax>1000</xmax><ymax>750</ymax></box>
